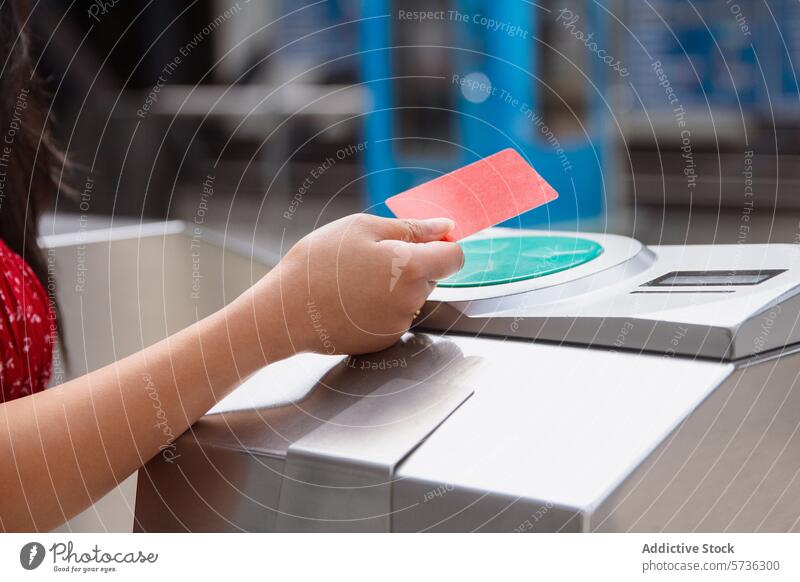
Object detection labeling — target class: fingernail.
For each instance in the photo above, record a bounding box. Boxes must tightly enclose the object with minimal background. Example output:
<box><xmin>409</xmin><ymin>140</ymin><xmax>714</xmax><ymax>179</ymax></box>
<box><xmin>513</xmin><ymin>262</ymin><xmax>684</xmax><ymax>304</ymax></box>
<box><xmin>420</xmin><ymin>217</ymin><xmax>454</xmax><ymax>233</ymax></box>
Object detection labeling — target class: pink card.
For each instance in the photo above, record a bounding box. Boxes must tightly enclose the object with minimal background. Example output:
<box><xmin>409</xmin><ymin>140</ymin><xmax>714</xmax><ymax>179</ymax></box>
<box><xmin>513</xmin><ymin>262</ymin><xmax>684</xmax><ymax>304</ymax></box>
<box><xmin>385</xmin><ymin>149</ymin><xmax>559</xmax><ymax>242</ymax></box>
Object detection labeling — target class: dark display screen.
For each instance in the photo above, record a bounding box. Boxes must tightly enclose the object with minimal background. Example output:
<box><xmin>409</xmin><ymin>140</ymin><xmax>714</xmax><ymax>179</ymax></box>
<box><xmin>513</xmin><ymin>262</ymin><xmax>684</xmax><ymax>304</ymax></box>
<box><xmin>643</xmin><ymin>269</ymin><xmax>786</xmax><ymax>287</ymax></box>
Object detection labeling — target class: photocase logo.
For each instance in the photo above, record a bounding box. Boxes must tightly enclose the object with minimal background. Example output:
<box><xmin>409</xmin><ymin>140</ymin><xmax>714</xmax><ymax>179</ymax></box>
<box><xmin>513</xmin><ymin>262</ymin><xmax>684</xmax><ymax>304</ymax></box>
<box><xmin>390</xmin><ymin>245</ymin><xmax>413</xmax><ymax>292</ymax></box>
<box><xmin>20</xmin><ymin>542</ymin><xmax>45</xmax><ymax>570</ymax></box>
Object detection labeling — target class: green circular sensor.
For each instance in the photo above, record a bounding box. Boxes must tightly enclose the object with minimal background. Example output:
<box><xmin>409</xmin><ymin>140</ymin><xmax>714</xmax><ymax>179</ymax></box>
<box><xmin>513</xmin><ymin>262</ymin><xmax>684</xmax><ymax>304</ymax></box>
<box><xmin>438</xmin><ymin>235</ymin><xmax>604</xmax><ymax>288</ymax></box>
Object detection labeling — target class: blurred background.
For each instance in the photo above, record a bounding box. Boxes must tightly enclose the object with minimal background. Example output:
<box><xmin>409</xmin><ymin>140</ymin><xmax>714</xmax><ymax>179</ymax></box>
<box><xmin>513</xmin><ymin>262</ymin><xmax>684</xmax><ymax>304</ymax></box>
<box><xmin>32</xmin><ymin>0</ymin><xmax>800</xmax><ymax>250</ymax></box>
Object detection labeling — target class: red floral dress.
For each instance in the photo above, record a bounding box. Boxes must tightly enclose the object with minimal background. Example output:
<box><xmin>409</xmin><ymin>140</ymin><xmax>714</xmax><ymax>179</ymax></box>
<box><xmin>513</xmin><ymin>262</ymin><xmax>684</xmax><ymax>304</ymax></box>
<box><xmin>0</xmin><ymin>239</ymin><xmax>54</xmax><ymax>402</ymax></box>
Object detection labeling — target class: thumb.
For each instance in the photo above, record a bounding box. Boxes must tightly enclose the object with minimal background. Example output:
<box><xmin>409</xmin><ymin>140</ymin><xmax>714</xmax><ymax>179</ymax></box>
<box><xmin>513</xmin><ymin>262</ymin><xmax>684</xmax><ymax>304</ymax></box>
<box><xmin>392</xmin><ymin>217</ymin><xmax>455</xmax><ymax>243</ymax></box>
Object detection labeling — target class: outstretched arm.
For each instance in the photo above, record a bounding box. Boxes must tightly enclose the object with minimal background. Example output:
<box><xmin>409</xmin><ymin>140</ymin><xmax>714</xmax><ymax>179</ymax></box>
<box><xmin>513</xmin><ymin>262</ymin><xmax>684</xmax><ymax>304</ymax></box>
<box><xmin>0</xmin><ymin>214</ymin><xmax>462</xmax><ymax>532</ymax></box>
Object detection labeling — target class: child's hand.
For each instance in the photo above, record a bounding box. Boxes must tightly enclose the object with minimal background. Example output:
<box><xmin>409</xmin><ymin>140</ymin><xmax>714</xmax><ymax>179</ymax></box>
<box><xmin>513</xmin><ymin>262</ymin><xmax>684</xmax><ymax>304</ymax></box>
<box><xmin>244</xmin><ymin>213</ymin><xmax>463</xmax><ymax>360</ymax></box>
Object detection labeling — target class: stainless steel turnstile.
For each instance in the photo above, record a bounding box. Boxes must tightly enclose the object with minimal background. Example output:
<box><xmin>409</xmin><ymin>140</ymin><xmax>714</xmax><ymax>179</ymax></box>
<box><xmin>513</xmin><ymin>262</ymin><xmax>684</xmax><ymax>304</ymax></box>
<box><xmin>134</xmin><ymin>228</ymin><xmax>800</xmax><ymax>532</ymax></box>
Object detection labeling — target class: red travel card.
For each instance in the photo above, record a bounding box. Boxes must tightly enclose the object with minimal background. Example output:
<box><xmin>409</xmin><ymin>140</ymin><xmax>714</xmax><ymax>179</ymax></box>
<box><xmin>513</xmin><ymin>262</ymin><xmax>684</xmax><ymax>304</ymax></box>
<box><xmin>385</xmin><ymin>148</ymin><xmax>559</xmax><ymax>242</ymax></box>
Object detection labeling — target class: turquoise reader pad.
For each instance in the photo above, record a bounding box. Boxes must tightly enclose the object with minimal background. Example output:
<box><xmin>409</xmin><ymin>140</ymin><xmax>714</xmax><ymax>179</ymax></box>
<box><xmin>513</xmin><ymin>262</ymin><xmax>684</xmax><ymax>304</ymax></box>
<box><xmin>438</xmin><ymin>235</ymin><xmax>604</xmax><ymax>288</ymax></box>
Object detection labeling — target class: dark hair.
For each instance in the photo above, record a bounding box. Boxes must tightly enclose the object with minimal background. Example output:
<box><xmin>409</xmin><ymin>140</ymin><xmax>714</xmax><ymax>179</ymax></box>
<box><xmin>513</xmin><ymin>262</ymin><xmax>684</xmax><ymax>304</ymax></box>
<box><xmin>0</xmin><ymin>1</ymin><xmax>65</xmax><ymax>345</ymax></box>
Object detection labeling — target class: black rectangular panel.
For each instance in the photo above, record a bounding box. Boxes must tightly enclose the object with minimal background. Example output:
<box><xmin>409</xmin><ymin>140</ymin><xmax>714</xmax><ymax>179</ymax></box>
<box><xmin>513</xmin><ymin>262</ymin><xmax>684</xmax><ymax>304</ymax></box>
<box><xmin>642</xmin><ymin>269</ymin><xmax>786</xmax><ymax>287</ymax></box>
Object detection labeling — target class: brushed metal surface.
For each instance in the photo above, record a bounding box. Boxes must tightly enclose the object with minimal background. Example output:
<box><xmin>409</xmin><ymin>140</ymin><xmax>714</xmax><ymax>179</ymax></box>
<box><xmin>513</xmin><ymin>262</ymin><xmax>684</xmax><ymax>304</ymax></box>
<box><xmin>391</xmin><ymin>337</ymin><xmax>733</xmax><ymax>531</ymax></box>
<box><xmin>590</xmin><ymin>348</ymin><xmax>800</xmax><ymax>532</ymax></box>
<box><xmin>275</xmin><ymin>378</ymin><xmax>473</xmax><ymax>532</ymax></box>
<box><xmin>134</xmin><ymin>433</ymin><xmax>286</xmax><ymax>532</ymax></box>
<box><xmin>135</xmin><ymin>332</ymin><xmax>740</xmax><ymax>532</ymax></box>
<box><xmin>135</xmin><ymin>335</ymin><xmax>480</xmax><ymax>531</ymax></box>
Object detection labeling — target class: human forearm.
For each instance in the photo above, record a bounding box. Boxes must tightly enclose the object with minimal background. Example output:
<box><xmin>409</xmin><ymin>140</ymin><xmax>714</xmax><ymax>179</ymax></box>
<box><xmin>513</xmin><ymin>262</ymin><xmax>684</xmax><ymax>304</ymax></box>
<box><xmin>0</xmin><ymin>288</ymin><xmax>276</xmax><ymax>532</ymax></box>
